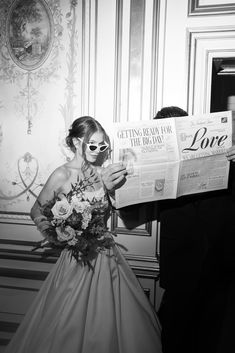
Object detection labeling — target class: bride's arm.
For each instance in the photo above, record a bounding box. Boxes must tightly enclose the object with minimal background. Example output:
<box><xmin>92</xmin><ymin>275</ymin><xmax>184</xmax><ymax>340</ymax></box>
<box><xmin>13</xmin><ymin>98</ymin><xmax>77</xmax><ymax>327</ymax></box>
<box><xmin>30</xmin><ymin>167</ymin><xmax>68</xmax><ymax>236</ymax></box>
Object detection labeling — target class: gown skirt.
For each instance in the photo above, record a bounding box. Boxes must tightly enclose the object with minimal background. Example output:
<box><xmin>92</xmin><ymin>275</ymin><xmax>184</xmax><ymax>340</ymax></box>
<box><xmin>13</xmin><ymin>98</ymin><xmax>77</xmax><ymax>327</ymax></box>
<box><xmin>4</xmin><ymin>245</ymin><xmax>162</xmax><ymax>353</ymax></box>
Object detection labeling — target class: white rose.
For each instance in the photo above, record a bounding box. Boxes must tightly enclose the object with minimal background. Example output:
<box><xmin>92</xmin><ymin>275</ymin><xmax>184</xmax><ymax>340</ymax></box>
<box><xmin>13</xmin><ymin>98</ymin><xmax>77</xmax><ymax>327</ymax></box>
<box><xmin>52</xmin><ymin>199</ymin><xmax>72</xmax><ymax>220</ymax></box>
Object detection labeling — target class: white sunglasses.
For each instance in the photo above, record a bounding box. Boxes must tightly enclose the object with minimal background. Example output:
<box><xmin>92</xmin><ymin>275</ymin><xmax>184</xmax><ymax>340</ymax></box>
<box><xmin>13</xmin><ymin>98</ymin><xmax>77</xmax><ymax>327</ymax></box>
<box><xmin>77</xmin><ymin>137</ymin><xmax>109</xmax><ymax>153</ymax></box>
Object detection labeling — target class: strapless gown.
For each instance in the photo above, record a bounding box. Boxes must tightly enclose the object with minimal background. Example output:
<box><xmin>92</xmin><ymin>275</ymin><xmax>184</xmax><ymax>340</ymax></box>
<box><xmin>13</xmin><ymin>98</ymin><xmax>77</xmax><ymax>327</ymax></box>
<box><xmin>4</xmin><ymin>188</ymin><xmax>162</xmax><ymax>353</ymax></box>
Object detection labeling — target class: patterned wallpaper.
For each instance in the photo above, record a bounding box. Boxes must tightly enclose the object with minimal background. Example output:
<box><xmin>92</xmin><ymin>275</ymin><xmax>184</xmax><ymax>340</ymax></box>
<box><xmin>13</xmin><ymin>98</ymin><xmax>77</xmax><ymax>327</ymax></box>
<box><xmin>0</xmin><ymin>0</ymin><xmax>80</xmax><ymax>214</ymax></box>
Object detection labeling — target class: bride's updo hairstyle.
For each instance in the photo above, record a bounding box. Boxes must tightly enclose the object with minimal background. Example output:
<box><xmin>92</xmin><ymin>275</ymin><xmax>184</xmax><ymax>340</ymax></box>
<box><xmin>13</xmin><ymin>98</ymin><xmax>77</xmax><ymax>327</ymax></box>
<box><xmin>66</xmin><ymin>116</ymin><xmax>111</xmax><ymax>166</ymax></box>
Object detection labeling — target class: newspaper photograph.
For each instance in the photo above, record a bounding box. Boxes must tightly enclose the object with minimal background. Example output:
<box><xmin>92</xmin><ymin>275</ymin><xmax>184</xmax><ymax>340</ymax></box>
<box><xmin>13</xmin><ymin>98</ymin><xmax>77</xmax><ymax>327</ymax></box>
<box><xmin>112</xmin><ymin>111</ymin><xmax>232</xmax><ymax>208</ymax></box>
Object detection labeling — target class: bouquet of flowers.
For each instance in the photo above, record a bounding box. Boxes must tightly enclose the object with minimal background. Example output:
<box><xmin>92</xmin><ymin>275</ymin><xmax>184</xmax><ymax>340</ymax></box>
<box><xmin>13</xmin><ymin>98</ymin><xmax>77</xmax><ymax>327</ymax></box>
<box><xmin>33</xmin><ymin>173</ymin><xmax>116</xmax><ymax>268</ymax></box>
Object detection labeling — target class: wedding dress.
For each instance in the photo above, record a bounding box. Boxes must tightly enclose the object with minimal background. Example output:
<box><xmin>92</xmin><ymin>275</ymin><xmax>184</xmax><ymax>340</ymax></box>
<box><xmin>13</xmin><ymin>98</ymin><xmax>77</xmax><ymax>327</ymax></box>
<box><xmin>4</xmin><ymin>187</ymin><xmax>162</xmax><ymax>353</ymax></box>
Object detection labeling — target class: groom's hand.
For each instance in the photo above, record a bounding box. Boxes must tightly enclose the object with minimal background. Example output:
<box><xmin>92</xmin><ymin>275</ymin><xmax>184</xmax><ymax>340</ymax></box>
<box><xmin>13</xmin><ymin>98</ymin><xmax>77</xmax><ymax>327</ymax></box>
<box><xmin>226</xmin><ymin>146</ymin><xmax>235</xmax><ymax>162</ymax></box>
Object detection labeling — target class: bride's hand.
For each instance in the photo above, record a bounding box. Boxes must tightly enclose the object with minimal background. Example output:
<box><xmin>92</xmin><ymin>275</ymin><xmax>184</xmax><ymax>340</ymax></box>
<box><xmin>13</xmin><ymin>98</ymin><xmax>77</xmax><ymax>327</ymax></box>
<box><xmin>101</xmin><ymin>163</ymin><xmax>127</xmax><ymax>192</ymax></box>
<box><xmin>33</xmin><ymin>216</ymin><xmax>52</xmax><ymax>237</ymax></box>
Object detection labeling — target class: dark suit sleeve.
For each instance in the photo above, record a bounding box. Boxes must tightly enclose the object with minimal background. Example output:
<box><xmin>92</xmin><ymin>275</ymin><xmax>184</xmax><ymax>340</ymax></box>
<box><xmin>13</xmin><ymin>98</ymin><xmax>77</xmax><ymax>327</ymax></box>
<box><xmin>118</xmin><ymin>202</ymin><xmax>158</xmax><ymax>229</ymax></box>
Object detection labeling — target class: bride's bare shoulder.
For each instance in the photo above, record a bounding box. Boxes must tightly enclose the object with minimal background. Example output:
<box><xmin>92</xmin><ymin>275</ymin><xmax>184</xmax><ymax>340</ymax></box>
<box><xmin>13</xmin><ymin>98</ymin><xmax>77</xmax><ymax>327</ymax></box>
<box><xmin>36</xmin><ymin>165</ymin><xmax>71</xmax><ymax>202</ymax></box>
<box><xmin>47</xmin><ymin>165</ymin><xmax>71</xmax><ymax>186</ymax></box>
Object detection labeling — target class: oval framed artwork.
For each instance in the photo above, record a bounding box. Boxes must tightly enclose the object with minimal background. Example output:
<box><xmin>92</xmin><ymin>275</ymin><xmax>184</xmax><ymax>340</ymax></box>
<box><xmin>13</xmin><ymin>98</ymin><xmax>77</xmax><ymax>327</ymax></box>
<box><xmin>6</xmin><ymin>0</ymin><xmax>54</xmax><ymax>71</ymax></box>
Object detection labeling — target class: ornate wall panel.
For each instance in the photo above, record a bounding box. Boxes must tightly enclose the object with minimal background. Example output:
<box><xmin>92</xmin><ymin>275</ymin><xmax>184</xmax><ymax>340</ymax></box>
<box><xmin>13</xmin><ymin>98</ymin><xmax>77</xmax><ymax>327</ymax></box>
<box><xmin>188</xmin><ymin>0</ymin><xmax>235</xmax><ymax>16</ymax></box>
<box><xmin>0</xmin><ymin>0</ymin><xmax>71</xmax><ymax>219</ymax></box>
<box><xmin>187</xmin><ymin>26</ymin><xmax>235</xmax><ymax>114</ymax></box>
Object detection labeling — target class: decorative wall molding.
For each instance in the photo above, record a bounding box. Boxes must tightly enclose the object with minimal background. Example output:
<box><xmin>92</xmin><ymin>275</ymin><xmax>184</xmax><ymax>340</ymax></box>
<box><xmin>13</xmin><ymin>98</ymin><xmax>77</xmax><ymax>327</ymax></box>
<box><xmin>127</xmin><ymin>0</ymin><xmax>146</xmax><ymax>122</ymax></box>
<box><xmin>150</xmin><ymin>0</ymin><xmax>161</xmax><ymax>118</ymax></box>
<box><xmin>80</xmin><ymin>0</ymin><xmax>98</xmax><ymax>116</ymax></box>
<box><xmin>0</xmin><ymin>212</ymin><xmax>32</xmax><ymax>224</ymax></box>
<box><xmin>125</xmin><ymin>253</ymin><xmax>160</xmax><ymax>276</ymax></box>
<box><xmin>187</xmin><ymin>26</ymin><xmax>235</xmax><ymax>114</ymax></box>
<box><xmin>0</xmin><ymin>241</ymin><xmax>159</xmax><ymax>277</ymax></box>
<box><xmin>113</xmin><ymin>0</ymin><xmax>123</xmax><ymax>123</ymax></box>
<box><xmin>188</xmin><ymin>0</ymin><xmax>235</xmax><ymax>16</ymax></box>
<box><xmin>0</xmin><ymin>152</ymin><xmax>42</xmax><ymax>204</ymax></box>
<box><xmin>111</xmin><ymin>210</ymin><xmax>160</xmax><ymax>267</ymax></box>
<box><xmin>59</xmin><ymin>0</ymin><xmax>79</xmax><ymax>133</ymax></box>
<box><xmin>111</xmin><ymin>212</ymin><xmax>152</xmax><ymax>236</ymax></box>
<box><xmin>113</xmin><ymin>0</ymin><xmax>160</xmax><ymax>123</ymax></box>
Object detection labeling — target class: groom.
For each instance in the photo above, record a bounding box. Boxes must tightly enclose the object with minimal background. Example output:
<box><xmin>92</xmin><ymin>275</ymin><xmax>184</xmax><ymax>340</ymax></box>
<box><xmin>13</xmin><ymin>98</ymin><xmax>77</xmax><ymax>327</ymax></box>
<box><xmin>154</xmin><ymin>106</ymin><xmax>235</xmax><ymax>353</ymax></box>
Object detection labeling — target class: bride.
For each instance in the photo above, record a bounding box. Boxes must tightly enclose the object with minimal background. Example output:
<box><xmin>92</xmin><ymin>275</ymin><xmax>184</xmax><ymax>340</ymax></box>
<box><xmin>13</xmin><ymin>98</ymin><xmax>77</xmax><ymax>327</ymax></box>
<box><xmin>4</xmin><ymin>116</ymin><xmax>162</xmax><ymax>353</ymax></box>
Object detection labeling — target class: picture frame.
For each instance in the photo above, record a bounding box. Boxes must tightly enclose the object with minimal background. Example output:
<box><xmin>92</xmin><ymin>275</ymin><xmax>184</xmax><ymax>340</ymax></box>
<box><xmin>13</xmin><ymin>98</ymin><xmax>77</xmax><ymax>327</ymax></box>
<box><xmin>6</xmin><ymin>0</ymin><xmax>54</xmax><ymax>71</ymax></box>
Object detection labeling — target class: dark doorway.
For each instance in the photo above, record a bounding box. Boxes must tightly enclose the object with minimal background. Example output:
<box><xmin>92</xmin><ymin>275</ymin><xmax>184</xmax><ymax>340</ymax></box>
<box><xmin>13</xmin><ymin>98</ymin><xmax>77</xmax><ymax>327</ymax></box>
<box><xmin>211</xmin><ymin>57</ymin><xmax>235</xmax><ymax>112</ymax></box>
<box><xmin>211</xmin><ymin>57</ymin><xmax>235</xmax><ymax>142</ymax></box>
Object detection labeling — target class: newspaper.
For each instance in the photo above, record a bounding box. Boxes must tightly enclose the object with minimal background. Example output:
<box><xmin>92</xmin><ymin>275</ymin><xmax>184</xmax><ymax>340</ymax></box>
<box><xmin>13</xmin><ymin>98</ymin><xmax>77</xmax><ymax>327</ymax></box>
<box><xmin>112</xmin><ymin>111</ymin><xmax>232</xmax><ymax>208</ymax></box>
